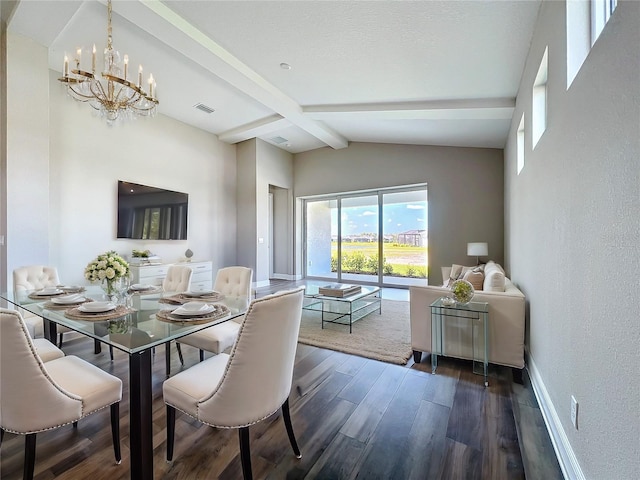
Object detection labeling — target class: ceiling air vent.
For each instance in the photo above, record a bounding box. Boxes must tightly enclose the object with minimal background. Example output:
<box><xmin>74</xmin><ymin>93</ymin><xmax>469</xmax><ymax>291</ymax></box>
<box><xmin>193</xmin><ymin>103</ymin><xmax>215</xmax><ymax>114</ymax></box>
<box><xmin>270</xmin><ymin>136</ymin><xmax>288</xmax><ymax>144</ymax></box>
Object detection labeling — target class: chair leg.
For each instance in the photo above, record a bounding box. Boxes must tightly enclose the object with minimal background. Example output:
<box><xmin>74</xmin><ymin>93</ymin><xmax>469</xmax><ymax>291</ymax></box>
<box><xmin>73</xmin><ymin>421</ymin><xmax>78</xmax><ymax>429</ymax></box>
<box><xmin>24</xmin><ymin>433</ymin><xmax>37</xmax><ymax>480</ymax></box>
<box><xmin>239</xmin><ymin>427</ymin><xmax>253</xmax><ymax>480</ymax></box>
<box><xmin>58</xmin><ymin>333</ymin><xmax>63</xmax><ymax>348</ymax></box>
<box><xmin>166</xmin><ymin>405</ymin><xmax>176</xmax><ymax>461</ymax></box>
<box><xmin>199</xmin><ymin>349</ymin><xmax>205</xmax><ymax>362</ymax></box>
<box><xmin>110</xmin><ymin>403</ymin><xmax>121</xmax><ymax>464</ymax></box>
<box><xmin>0</xmin><ymin>428</ymin><xmax>4</xmax><ymax>445</ymax></box>
<box><xmin>176</xmin><ymin>343</ymin><xmax>184</xmax><ymax>365</ymax></box>
<box><xmin>110</xmin><ymin>346</ymin><xmax>114</xmax><ymax>362</ymax></box>
<box><xmin>282</xmin><ymin>398</ymin><xmax>302</xmax><ymax>458</ymax></box>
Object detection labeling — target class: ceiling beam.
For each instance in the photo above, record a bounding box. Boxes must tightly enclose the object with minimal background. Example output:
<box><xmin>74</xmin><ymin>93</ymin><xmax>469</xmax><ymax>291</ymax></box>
<box><xmin>218</xmin><ymin>116</ymin><xmax>291</xmax><ymax>144</ymax></box>
<box><xmin>304</xmin><ymin>98</ymin><xmax>515</xmax><ymax>120</ymax></box>
<box><xmin>115</xmin><ymin>0</ymin><xmax>348</xmax><ymax>149</ymax></box>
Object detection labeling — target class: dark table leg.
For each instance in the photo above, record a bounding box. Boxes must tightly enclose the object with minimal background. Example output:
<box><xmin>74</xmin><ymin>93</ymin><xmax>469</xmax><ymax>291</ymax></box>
<box><xmin>129</xmin><ymin>349</ymin><xmax>153</xmax><ymax>480</ymax></box>
<box><xmin>47</xmin><ymin>320</ymin><xmax>57</xmax><ymax>344</ymax></box>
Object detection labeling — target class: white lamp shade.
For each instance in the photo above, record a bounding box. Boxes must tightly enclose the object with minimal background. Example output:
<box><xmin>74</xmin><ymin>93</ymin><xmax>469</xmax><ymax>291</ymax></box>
<box><xmin>467</xmin><ymin>242</ymin><xmax>488</xmax><ymax>256</ymax></box>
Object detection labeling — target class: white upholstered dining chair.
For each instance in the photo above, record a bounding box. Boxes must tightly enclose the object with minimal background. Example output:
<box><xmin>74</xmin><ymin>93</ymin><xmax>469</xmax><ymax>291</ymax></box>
<box><xmin>163</xmin><ymin>287</ymin><xmax>305</xmax><ymax>480</ymax></box>
<box><xmin>175</xmin><ymin>266</ymin><xmax>253</xmax><ymax>364</ymax></box>
<box><xmin>0</xmin><ymin>308</ymin><xmax>123</xmax><ymax>480</ymax></box>
<box><xmin>162</xmin><ymin>265</ymin><xmax>193</xmax><ymax>293</ymax></box>
<box><xmin>13</xmin><ymin>265</ymin><xmax>72</xmax><ymax>346</ymax></box>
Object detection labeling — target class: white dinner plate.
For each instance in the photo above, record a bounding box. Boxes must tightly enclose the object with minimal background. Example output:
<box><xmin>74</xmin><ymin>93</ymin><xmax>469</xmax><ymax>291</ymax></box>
<box><xmin>130</xmin><ymin>284</ymin><xmax>155</xmax><ymax>291</ymax></box>
<box><xmin>52</xmin><ymin>294</ymin><xmax>86</xmax><ymax>305</ymax></box>
<box><xmin>78</xmin><ymin>302</ymin><xmax>116</xmax><ymax>313</ymax></box>
<box><xmin>184</xmin><ymin>289</ymin><xmax>217</xmax><ymax>297</ymax></box>
<box><xmin>172</xmin><ymin>301</ymin><xmax>215</xmax><ymax>316</ymax></box>
<box><xmin>36</xmin><ymin>288</ymin><xmax>63</xmax><ymax>296</ymax></box>
<box><xmin>58</xmin><ymin>285</ymin><xmax>83</xmax><ymax>292</ymax></box>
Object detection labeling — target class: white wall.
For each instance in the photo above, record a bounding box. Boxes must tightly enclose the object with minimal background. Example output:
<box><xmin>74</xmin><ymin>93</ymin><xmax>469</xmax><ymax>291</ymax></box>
<box><xmin>505</xmin><ymin>2</ymin><xmax>640</xmax><ymax>479</ymax></box>
<box><xmin>294</xmin><ymin>142</ymin><xmax>504</xmax><ymax>284</ymax></box>
<box><xmin>5</xmin><ymin>32</ymin><xmax>237</xmax><ymax>287</ymax></box>
<box><xmin>6</xmin><ymin>34</ymin><xmax>50</xmax><ymax>280</ymax></box>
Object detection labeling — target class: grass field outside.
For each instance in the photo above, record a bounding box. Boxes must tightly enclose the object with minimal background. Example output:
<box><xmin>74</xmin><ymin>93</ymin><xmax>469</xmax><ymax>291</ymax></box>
<box><xmin>331</xmin><ymin>241</ymin><xmax>427</xmax><ymax>278</ymax></box>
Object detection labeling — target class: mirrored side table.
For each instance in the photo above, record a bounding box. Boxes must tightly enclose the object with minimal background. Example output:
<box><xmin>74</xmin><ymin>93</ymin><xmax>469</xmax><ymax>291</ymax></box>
<box><xmin>430</xmin><ymin>298</ymin><xmax>489</xmax><ymax>387</ymax></box>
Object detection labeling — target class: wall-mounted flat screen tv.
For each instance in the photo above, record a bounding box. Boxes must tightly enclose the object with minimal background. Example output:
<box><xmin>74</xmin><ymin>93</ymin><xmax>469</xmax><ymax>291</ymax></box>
<box><xmin>117</xmin><ymin>181</ymin><xmax>188</xmax><ymax>240</ymax></box>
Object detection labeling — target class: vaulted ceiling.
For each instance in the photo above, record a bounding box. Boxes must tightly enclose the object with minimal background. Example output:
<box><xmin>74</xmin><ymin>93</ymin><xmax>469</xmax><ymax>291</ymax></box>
<box><xmin>7</xmin><ymin>0</ymin><xmax>541</xmax><ymax>153</ymax></box>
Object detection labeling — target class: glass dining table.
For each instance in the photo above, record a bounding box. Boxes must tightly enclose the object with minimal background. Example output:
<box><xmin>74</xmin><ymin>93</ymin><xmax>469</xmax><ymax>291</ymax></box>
<box><xmin>0</xmin><ymin>286</ymin><xmax>248</xmax><ymax>480</ymax></box>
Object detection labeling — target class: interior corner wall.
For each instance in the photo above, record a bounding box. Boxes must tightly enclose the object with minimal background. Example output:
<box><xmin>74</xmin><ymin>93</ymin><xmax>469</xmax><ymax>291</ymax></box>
<box><xmin>236</xmin><ymin>138</ymin><xmax>294</xmax><ymax>285</ymax></box>
<box><xmin>255</xmin><ymin>139</ymin><xmax>293</xmax><ymax>283</ymax></box>
<box><xmin>5</xmin><ymin>31</ymin><xmax>237</xmax><ymax>286</ymax></box>
<box><xmin>504</xmin><ymin>2</ymin><xmax>640</xmax><ymax>479</ymax></box>
<box><xmin>236</xmin><ymin>139</ymin><xmax>257</xmax><ymax>275</ymax></box>
<box><xmin>294</xmin><ymin>142</ymin><xmax>504</xmax><ymax>285</ymax></box>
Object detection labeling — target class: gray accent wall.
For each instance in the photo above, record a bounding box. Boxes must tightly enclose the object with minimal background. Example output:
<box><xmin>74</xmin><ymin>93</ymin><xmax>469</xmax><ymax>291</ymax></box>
<box><xmin>294</xmin><ymin>142</ymin><xmax>504</xmax><ymax>284</ymax></box>
<box><xmin>505</xmin><ymin>2</ymin><xmax>639</xmax><ymax>478</ymax></box>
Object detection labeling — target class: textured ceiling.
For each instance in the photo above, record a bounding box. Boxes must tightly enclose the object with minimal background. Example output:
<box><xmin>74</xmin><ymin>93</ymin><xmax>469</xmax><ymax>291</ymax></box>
<box><xmin>7</xmin><ymin>0</ymin><xmax>541</xmax><ymax>153</ymax></box>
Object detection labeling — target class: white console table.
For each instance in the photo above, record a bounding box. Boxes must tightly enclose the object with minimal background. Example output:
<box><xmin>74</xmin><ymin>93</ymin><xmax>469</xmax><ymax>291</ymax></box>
<box><xmin>130</xmin><ymin>261</ymin><xmax>213</xmax><ymax>290</ymax></box>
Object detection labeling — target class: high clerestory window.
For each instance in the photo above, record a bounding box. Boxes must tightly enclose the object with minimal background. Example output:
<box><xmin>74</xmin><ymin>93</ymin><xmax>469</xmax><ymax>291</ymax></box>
<box><xmin>517</xmin><ymin>114</ymin><xmax>525</xmax><ymax>175</ymax></box>
<box><xmin>566</xmin><ymin>0</ymin><xmax>618</xmax><ymax>88</ymax></box>
<box><xmin>532</xmin><ymin>47</ymin><xmax>548</xmax><ymax>148</ymax></box>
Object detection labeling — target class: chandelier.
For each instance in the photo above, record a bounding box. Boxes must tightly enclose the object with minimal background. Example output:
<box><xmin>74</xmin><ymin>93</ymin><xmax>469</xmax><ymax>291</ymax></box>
<box><xmin>58</xmin><ymin>0</ymin><xmax>158</xmax><ymax>124</ymax></box>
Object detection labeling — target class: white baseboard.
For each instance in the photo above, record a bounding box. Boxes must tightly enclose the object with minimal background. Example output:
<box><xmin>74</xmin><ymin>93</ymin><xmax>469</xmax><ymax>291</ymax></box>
<box><xmin>528</xmin><ymin>355</ymin><xmax>585</xmax><ymax>480</ymax></box>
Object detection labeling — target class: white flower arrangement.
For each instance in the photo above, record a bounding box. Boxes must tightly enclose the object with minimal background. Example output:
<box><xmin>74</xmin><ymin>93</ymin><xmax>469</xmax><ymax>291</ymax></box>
<box><xmin>85</xmin><ymin>251</ymin><xmax>130</xmax><ymax>293</ymax></box>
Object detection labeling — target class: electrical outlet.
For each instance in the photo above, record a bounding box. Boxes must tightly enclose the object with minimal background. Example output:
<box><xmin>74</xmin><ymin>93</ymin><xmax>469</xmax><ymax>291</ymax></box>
<box><xmin>571</xmin><ymin>395</ymin><xmax>578</xmax><ymax>429</ymax></box>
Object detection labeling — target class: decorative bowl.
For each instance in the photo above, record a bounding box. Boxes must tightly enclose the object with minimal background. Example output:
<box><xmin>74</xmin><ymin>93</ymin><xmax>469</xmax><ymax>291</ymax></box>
<box><xmin>450</xmin><ymin>279</ymin><xmax>474</xmax><ymax>305</ymax></box>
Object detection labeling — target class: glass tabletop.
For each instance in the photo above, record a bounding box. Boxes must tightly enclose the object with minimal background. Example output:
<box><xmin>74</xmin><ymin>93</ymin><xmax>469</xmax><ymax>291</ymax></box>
<box><xmin>1</xmin><ymin>286</ymin><xmax>248</xmax><ymax>354</ymax></box>
<box><xmin>304</xmin><ymin>284</ymin><xmax>380</xmax><ymax>302</ymax></box>
<box><xmin>430</xmin><ymin>297</ymin><xmax>489</xmax><ymax>312</ymax></box>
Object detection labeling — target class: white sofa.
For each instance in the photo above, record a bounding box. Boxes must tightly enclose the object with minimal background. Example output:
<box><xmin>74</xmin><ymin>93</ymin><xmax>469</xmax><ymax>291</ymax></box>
<box><xmin>410</xmin><ymin>262</ymin><xmax>525</xmax><ymax>370</ymax></box>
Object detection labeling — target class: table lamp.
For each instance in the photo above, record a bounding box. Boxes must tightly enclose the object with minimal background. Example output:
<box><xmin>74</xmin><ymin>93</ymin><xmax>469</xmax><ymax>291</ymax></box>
<box><xmin>467</xmin><ymin>242</ymin><xmax>488</xmax><ymax>265</ymax></box>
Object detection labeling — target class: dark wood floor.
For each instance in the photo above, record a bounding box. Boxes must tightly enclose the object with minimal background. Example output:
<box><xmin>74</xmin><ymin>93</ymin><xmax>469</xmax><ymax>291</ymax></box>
<box><xmin>1</xmin><ymin>281</ymin><xmax>563</xmax><ymax>479</ymax></box>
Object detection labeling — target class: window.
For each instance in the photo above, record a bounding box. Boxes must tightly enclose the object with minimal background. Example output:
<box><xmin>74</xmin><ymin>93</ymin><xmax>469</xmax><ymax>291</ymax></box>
<box><xmin>532</xmin><ymin>47</ymin><xmax>548</xmax><ymax>148</ymax></box>
<box><xmin>591</xmin><ymin>0</ymin><xmax>618</xmax><ymax>45</ymax></box>
<box><xmin>517</xmin><ymin>114</ymin><xmax>525</xmax><ymax>175</ymax></box>
<box><xmin>566</xmin><ymin>0</ymin><xmax>617</xmax><ymax>88</ymax></box>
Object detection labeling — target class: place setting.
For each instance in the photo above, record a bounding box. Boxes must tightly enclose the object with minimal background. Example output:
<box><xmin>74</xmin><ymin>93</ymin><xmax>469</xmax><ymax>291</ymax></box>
<box><xmin>27</xmin><ymin>286</ymin><xmax>68</xmax><ymax>299</ymax></box>
<box><xmin>128</xmin><ymin>283</ymin><xmax>163</xmax><ymax>296</ymax></box>
<box><xmin>156</xmin><ymin>301</ymin><xmax>230</xmax><ymax>325</ymax></box>
<box><xmin>160</xmin><ymin>289</ymin><xmax>224</xmax><ymax>305</ymax></box>
<box><xmin>43</xmin><ymin>293</ymin><xmax>94</xmax><ymax>310</ymax></box>
<box><xmin>65</xmin><ymin>300</ymin><xmax>135</xmax><ymax>321</ymax></box>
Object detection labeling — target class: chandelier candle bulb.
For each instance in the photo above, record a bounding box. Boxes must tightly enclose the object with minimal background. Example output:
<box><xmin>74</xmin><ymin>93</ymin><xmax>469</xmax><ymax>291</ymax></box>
<box><xmin>92</xmin><ymin>44</ymin><xmax>96</xmax><ymax>72</ymax></box>
<box><xmin>148</xmin><ymin>74</ymin><xmax>154</xmax><ymax>97</ymax></box>
<box><xmin>138</xmin><ymin>65</ymin><xmax>143</xmax><ymax>88</ymax></box>
<box><xmin>124</xmin><ymin>55</ymin><xmax>128</xmax><ymax>79</ymax></box>
<box><xmin>63</xmin><ymin>55</ymin><xmax>69</xmax><ymax>76</ymax></box>
<box><xmin>76</xmin><ymin>48</ymin><xmax>82</xmax><ymax>67</ymax></box>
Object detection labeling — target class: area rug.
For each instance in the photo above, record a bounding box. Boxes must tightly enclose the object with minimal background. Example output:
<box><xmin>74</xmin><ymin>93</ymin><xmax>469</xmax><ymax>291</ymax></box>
<box><xmin>297</xmin><ymin>299</ymin><xmax>412</xmax><ymax>365</ymax></box>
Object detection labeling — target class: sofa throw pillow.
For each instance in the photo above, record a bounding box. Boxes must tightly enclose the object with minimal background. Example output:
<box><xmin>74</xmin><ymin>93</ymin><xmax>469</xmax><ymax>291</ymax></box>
<box><xmin>463</xmin><ymin>269</ymin><xmax>484</xmax><ymax>290</ymax></box>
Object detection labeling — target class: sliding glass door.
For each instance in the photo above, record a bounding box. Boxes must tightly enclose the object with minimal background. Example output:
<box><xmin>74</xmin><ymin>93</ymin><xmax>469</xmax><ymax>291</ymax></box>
<box><xmin>381</xmin><ymin>189</ymin><xmax>428</xmax><ymax>286</ymax></box>
<box><xmin>304</xmin><ymin>185</ymin><xmax>427</xmax><ymax>287</ymax></box>
<box><xmin>340</xmin><ymin>195</ymin><xmax>380</xmax><ymax>284</ymax></box>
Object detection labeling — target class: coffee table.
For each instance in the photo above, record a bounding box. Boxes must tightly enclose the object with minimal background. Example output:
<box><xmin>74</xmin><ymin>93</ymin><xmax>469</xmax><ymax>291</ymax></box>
<box><xmin>303</xmin><ymin>285</ymin><xmax>381</xmax><ymax>333</ymax></box>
